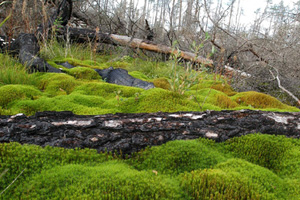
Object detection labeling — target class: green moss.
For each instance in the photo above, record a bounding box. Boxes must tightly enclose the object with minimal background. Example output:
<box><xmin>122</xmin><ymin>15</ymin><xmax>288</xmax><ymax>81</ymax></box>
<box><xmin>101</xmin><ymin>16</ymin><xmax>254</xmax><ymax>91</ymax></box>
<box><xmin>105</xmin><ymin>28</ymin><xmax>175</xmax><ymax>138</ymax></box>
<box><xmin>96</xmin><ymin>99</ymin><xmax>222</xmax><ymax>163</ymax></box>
<box><xmin>216</xmin><ymin>94</ymin><xmax>239</xmax><ymax>109</ymax></box>
<box><xmin>190</xmin><ymin>80</ymin><xmax>236</xmax><ymax>96</ymax></box>
<box><xmin>11</xmin><ymin>94</ymin><xmax>115</xmax><ymax>116</ymax></box>
<box><xmin>31</xmin><ymin>73</ymin><xmax>80</xmax><ymax>96</ymax></box>
<box><xmin>64</xmin><ymin>67</ymin><xmax>101</xmax><ymax>80</ymax></box>
<box><xmin>129</xmin><ymin>139</ymin><xmax>228</xmax><ymax>175</ymax></box>
<box><xmin>232</xmin><ymin>91</ymin><xmax>298</xmax><ymax>111</ymax></box>
<box><xmin>180</xmin><ymin>168</ymin><xmax>266</xmax><ymax>200</ymax></box>
<box><xmin>0</xmin><ymin>85</ymin><xmax>42</xmax><ymax>107</ymax></box>
<box><xmin>0</xmin><ymin>142</ymin><xmax>112</xmax><ymax>197</ymax></box>
<box><xmin>215</xmin><ymin>159</ymin><xmax>288</xmax><ymax>199</ymax></box>
<box><xmin>73</xmin><ymin>82</ymin><xmax>143</xmax><ymax>99</ymax></box>
<box><xmin>15</xmin><ymin>162</ymin><xmax>184</xmax><ymax>199</ymax></box>
<box><xmin>134</xmin><ymin>88</ymin><xmax>199</xmax><ymax>113</ymax></box>
<box><xmin>129</xmin><ymin>71</ymin><xmax>150</xmax><ymax>80</ymax></box>
<box><xmin>53</xmin><ymin>58</ymin><xmax>103</xmax><ymax>69</ymax></box>
<box><xmin>225</xmin><ymin>134</ymin><xmax>294</xmax><ymax>172</ymax></box>
<box><xmin>152</xmin><ymin>77</ymin><xmax>171</xmax><ymax>90</ymax></box>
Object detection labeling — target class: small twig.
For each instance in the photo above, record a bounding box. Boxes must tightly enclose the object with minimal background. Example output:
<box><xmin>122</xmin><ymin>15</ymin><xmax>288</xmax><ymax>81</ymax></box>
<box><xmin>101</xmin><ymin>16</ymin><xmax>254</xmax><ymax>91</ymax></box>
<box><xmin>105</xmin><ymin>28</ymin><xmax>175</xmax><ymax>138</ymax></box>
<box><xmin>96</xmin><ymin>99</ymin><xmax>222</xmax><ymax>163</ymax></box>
<box><xmin>0</xmin><ymin>168</ymin><xmax>26</xmax><ymax>196</ymax></box>
<box><xmin>269</xmin><ymin>68</ymin><xmax>300</xmax><ymax>106</ymax></box>
<box><xmin>0</xmin><ymin>169</ymin><xmax>9</xmax><ymax>179</ymax></box>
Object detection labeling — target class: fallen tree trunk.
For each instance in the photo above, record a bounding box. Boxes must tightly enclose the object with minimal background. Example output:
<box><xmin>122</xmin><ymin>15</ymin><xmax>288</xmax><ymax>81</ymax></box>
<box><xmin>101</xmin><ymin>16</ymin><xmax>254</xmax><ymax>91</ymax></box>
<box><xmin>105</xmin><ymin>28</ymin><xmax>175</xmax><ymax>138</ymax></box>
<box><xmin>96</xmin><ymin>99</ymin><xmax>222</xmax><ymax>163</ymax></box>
<box><xmin>0</xmin><ymin>110</ymin><xmax>299</xmax><ymax>154</ymax></box>
<box><xmin>58</xmin><ymin>26</ymin><xmax>214</xmax><ymax>66</ymax></box>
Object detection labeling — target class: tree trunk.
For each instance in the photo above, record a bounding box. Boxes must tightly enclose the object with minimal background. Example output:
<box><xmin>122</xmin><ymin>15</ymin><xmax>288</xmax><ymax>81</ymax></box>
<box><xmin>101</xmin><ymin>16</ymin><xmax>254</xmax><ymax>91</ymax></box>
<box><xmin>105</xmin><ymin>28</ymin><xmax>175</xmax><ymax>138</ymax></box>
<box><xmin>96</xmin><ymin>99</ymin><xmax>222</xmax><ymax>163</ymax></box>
<box><xmin>58</xmin><ymin>26</ymin><xmax>213</xmax><ymax>66</ymax></box>
<box><xmin>1</xmin><ymin>110</ymin><xmax>299</xmax><ymax>154</ymax></box>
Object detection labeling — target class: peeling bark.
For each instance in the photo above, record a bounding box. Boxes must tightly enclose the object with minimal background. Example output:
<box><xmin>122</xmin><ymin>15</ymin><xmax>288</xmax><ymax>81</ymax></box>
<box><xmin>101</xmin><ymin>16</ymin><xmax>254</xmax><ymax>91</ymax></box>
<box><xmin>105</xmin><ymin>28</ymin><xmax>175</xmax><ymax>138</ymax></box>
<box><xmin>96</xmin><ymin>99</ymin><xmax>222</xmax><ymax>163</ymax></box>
<box><xmin>0</xmin><ymin>110</ymin><xmax>299</xmax><ymax>154</ymax></box>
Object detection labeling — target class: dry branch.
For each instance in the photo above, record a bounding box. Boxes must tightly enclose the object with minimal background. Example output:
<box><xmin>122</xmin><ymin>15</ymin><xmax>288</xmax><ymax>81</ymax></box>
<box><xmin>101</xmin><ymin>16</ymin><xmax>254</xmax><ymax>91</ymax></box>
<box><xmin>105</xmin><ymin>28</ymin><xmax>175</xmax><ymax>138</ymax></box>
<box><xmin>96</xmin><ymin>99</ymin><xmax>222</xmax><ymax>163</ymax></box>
<box><xmin>58</xmin><ymin>26</ymin><xmax>214</xmax><ymax>66</ymax></box>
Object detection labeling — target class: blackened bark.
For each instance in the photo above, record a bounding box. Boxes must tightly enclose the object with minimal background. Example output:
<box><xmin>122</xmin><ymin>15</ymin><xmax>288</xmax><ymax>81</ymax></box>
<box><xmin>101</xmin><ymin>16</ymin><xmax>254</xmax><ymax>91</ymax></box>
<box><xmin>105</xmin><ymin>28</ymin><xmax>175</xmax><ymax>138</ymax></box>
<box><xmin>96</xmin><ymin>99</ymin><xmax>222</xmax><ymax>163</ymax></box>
<box><xmin>0</xmin><ymin>110</ymin><xmax>299</xmax><ymax>154</ymax></box>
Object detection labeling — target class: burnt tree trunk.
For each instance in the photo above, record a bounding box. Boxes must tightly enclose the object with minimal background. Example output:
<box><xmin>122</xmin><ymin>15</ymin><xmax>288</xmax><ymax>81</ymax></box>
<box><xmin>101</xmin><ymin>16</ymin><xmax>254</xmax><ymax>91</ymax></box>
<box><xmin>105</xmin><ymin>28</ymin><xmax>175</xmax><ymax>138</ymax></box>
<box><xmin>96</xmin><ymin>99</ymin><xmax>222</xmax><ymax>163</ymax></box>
<box><xmin>0</xmin><ymin>110</ymin><xmax>299</xmax><ymax>154</ymax></box>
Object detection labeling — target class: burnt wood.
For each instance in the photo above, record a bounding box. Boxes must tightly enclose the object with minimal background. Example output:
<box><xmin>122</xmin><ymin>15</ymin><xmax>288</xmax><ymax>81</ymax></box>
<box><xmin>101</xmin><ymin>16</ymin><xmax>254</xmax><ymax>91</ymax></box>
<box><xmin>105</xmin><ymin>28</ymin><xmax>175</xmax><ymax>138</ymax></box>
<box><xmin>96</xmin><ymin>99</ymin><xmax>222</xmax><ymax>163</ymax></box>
<box><xmin>0</xmin><ymin>110</ymin><xmax>299</xmax><ymax>154</ymax></box>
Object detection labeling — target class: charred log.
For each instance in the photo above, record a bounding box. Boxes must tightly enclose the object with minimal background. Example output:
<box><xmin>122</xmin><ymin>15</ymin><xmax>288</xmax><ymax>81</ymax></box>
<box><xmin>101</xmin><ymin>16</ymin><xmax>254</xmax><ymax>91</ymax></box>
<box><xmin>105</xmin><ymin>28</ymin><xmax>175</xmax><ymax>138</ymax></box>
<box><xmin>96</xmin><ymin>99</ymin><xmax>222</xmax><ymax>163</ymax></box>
<box><xmin>0</xmin><ymin>110</ymin><xmax>299</xmax><ymax>155</ymax></box>
<box><xmin>4</xmin><ymin>33</ymin><xmax>61</xmax><ymax>73</ymax></box>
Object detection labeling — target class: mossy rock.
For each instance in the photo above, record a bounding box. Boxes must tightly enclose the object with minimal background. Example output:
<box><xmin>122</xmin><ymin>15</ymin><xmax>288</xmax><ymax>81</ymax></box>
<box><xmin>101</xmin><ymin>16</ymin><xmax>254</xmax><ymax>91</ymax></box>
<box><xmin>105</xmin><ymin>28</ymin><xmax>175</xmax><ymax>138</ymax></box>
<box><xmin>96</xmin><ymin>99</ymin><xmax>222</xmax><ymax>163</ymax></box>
<box><xmin>152</xmin><ymin>77</ymin><xmax>171</xmax><ymax>90</ymax></box>
<box><xmin>180</xmin><ymin>168</ymin><xmax>266</xmax><ymax>200</ymax></box>
<box><xmin>129</xmin><ymin>139</ymin><xmax>228</xmax><ymax>175</ymax></box>
<box><xmin>65</xmin><ymin>67</ymin><xmax>100</xmax><ymax>80</ymax></box>
<box><xmin>231</xmin><ymin>91</ymin><xmax>296</xmax><ymax>110</ymax></box>
<box><xmin>15</xmin><ymin>162</ymin><xmax>184</xmax><ymax>199</ymax></box>
<box><xmin>0</xmin><ymin>85</ymin><xmax>42</xmax><ymax>107</ymax></box>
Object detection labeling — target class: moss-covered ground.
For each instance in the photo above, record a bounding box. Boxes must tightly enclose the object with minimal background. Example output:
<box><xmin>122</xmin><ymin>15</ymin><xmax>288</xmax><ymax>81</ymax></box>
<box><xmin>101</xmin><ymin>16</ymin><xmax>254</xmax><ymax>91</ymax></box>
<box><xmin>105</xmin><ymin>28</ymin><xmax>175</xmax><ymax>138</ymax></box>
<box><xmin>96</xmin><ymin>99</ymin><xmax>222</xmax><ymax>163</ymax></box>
<box><xmin>0</xmin><ymin>44</ymin><xmax>298</xmax><ymax>115</ymax></box>
<box><xmin>1</xmin><ymin>134</ymin><xmax>300</xmax><ymax>199</ymax></box>
<box><xmin>0</xmin><ymin>43</ymin><xmax>299</xmax><ymax>199</ymax></box>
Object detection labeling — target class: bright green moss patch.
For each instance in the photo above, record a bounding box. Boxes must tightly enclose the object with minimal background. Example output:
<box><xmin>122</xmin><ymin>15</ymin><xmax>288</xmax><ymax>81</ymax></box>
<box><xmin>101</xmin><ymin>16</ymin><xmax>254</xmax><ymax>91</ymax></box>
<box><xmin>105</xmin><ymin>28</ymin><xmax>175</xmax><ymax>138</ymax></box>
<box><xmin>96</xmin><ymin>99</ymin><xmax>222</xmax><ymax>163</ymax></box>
<box><xmin>73</xmin><ymin>82</ymin><xmax>143</xmax><ymax>99</ymax></box>
<box><xmin>64</xmin><ymin>67</ymin><xmax>100</xmax><ymax>80</ymax></box>
<box><xmin>180</xmin><ymin>169</ymin><xmax>266</xmax><ymax>200</ymax></box>
<box><xmin>225</xmin><ymin>134</ymin><xmax>294</xmax><ymax>172</ymax></box>
<box><xmin>1</xmin><ymin>135</ymin><xmax>300</xmax><ymax>199</ymax></box>
<box><xmin>0</xmin><ymin>85</ymin><xmax>42</xmax><ymax>107</ymax></box>
<box><xmin>129</xmin><ymin>139</ymin><xmax>228</xmax><ymax>175</ymax></box>
<box><xmin>15</xmin><ymin>162</ymin><xmax>184</xmax><ymax>199</ymax></box>
<box><xmin>0</xmin><ymin>142</ymin><xmax>112</xmax><ymax>198</ymax></box>
<box><xmin>11</xmin><ymin>95</ymin><xmax>113</xmax><ymax>116</ymax></box>
<box><xmin>134</xmin><ymin>88</ymin><xmax>199</xmax><ymax>113</ymax></box>
<box><xmin>128</xmin><ymin>71</ymin><xmax>150</xmax><ymax>80</ymax></box>
<box><xmin>53</xmin><ymin>58</ymin><xmax>103</xmax><ymax>69</ymax></box>
<box><xmin>215</xmin><ymin>159</ymin><xmax>287</xmax><ymax>199</ymax></box>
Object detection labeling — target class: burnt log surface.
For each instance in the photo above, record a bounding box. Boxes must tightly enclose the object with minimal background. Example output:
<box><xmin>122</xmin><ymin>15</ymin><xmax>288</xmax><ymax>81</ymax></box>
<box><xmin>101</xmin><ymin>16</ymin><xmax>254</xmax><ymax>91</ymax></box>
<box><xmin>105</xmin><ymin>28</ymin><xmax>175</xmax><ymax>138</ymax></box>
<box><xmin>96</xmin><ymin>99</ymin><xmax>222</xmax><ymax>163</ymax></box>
<box><xmin>0</xmin><ymin>110</ymin><xmax>299</xmax><ymax>154</ymax></box>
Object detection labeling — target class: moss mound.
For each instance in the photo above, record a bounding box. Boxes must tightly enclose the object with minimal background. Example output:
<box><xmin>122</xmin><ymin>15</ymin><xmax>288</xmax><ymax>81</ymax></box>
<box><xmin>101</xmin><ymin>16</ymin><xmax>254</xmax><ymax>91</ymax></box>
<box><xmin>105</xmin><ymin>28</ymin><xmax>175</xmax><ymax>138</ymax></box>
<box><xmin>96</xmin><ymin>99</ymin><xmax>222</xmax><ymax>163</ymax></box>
<box><xmin>1</xmin><ymin>135</ymin><xmax>300</xmax><ymax>199</ymax></box>
<box><xmin>0</xmin><ymin>85</ymin><xmax>42</xmax><ymax>107</ymax></box>
<box><xmin>15</xmin><ymin>162</ymin><xmax>184</xmax><ymax>200</ymax></box>
<box><xmin>73</xmin><ymin>82</ymin><xmax>143</xmax><ymax>99</ymax></box>
<box><xmin>225</xmin><ymin>134</ymin><xmax>294</xmax><ymax>172</ymax></box>
<box><xmin>65</xmin><ymin>67</ymin><xmax>101</xmax><ymax>80</ymax></box>
<box><xmin>129</xmin><ymin>139</ymin><xmax>228</xmax><ymax>175</ymax></box>
<box><xmin>133</xmin><ymin>88</ymin><xmax>199</xmax><ymax>113</ymax></box>
<box><xmin>152</xmin><ymin>77</ymin><xmax>171</xmax><ymax>90</ymax></box>
<box><xmin>232</xmin><ymin>91</ymin><xmax>295</xmax><ymax>110</ymax></box>
<box><xmin>180</xmin><ymin>169</ymin><xmax>266</xmax><ymax>200</ymax></box>
<box><xmin>0</xmin><ymin>142</ymin><xmax>112</xmax><ymax>197</ymax></box>
<box><xmin>190</xmin><ymin>80</ymin><xmax>236</xmax><ymax>96</ymax></box>
<box><xmin>215</xmin><ymin>159</ymin><xmax>288</xmax><ymax>199</ymax></box>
